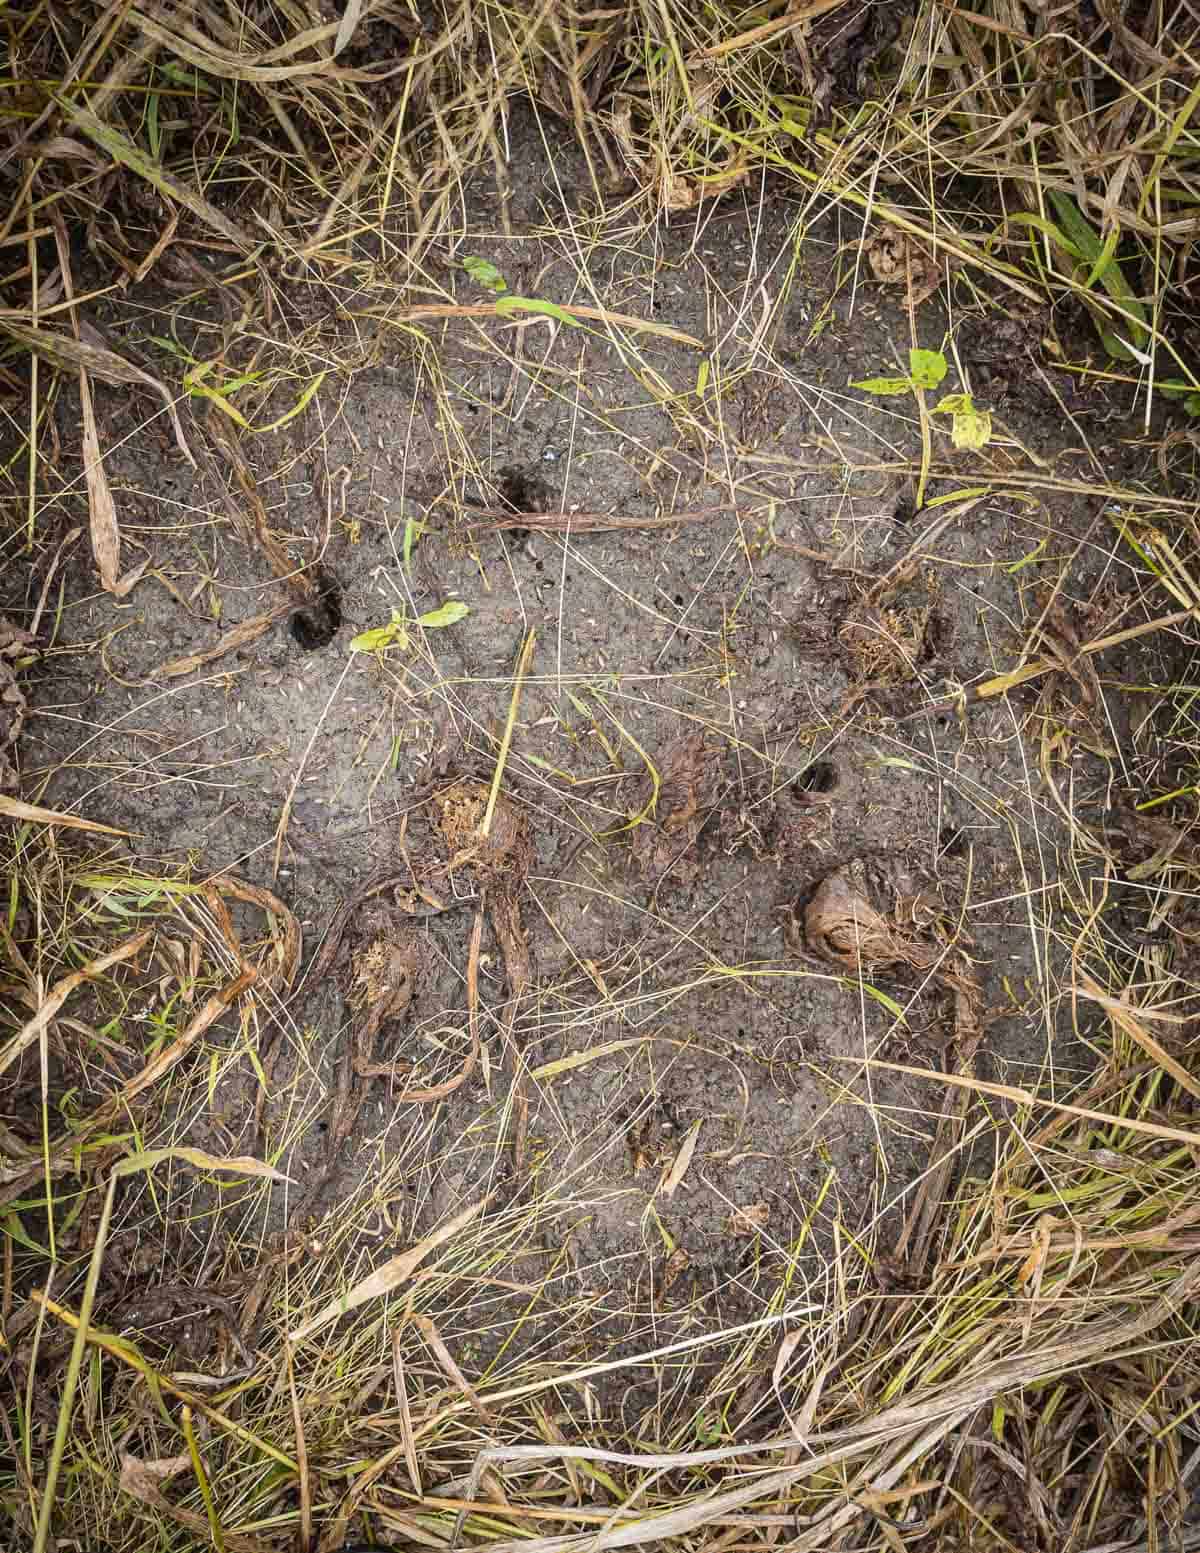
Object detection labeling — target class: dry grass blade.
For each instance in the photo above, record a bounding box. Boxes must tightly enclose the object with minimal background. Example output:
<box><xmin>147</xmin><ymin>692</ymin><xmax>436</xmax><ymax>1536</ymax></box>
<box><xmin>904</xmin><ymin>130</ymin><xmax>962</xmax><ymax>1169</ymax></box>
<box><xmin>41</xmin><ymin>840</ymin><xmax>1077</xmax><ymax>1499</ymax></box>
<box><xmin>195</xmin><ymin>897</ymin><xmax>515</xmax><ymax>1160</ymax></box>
<box><xmin>52</xmin><ymin>93</ymin><xmax>253</xmax><ymax>251</ymax></box>
<box><xmin>0</xmin><ymin>929</ymin><xmax>150</xmax><ymax>1081</ymax></box>
<box><xmin>0</xmin><ymin>320</ymin><xmax>194</xmax><ymax>465</ymax></box>
<box><xmin>290</xmin><ymin>1194</ymin><xmax>492</xmax><ymax>1343</ymax></box>
<box><xmin>155</xmin><ymin>602</ymin><xmax>296</xmax><ymax>678</ymax></box>
<box><xmin>0</xmin><ymin>794</ymin><xmax>128</xmax><ymax>833</ymax></box>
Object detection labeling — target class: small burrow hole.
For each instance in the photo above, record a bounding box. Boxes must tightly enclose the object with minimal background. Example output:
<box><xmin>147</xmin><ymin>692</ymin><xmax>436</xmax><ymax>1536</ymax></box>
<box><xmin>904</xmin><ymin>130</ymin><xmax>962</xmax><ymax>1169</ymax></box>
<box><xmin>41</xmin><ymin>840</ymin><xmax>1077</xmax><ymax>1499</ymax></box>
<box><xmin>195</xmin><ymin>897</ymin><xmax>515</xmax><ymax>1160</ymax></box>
<box><xmin>791</xmin><ymin>761</ymin><xmax>839</xmax><ymax>799</ymax></box>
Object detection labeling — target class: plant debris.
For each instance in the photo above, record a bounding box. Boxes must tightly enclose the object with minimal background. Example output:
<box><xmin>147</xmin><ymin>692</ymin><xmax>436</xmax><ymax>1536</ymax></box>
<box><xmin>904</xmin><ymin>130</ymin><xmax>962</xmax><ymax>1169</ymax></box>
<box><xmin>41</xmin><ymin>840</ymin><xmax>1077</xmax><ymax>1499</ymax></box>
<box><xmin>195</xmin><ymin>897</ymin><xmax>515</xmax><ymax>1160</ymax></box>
<box><xmin>0</xmin><ymin>619</ymin><xmax>36</xmax><ymax>790</ymax></box>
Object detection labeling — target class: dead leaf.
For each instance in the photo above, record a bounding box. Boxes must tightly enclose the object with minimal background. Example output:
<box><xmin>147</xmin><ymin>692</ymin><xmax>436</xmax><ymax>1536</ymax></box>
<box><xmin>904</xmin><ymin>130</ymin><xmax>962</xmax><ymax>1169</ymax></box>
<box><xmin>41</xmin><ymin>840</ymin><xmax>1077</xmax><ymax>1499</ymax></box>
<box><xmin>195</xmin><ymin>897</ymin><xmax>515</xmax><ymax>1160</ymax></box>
<box><xmin>120</xmin><ymin>1452</ymin><xmax>275</xmax><ymax>1552</ymax></box>
<box><xmin>804</xmin><ymin>862</ymin><xmax>941</xmax><ymax>973</ymax></box>
<box><xmin>866</xmin><ymin>225</ymin><xmax>945</xmax><ymax>306</ymax></box>
<box><xmin>413</xmin><ymin>1314</ymin><xmax>495</xmax><ymax>1422</ymax></box>
<box><xmin>79</xmin><ymin>372</ymin><xmax>124</xmax><ymax>592</ymax></box>
<box><xmin>659</xmin><ymin>1118</ymin><xmax>702</xmax><ymax>1198</ymax></box>
<box><xmin>0</xmin><ymin>619</ymin><xmax>36</xmax><ymax>790</ymax></box>
<box><xmin>0</xmin><ymin>794</ymin><xmax>129</xmax><ymax>834</ymax></box>
<box><xmin>0</xmin><ymin>320</ymin><xmax>194</xmax><ymax>465</ymax></box>
<box><xmin>728</xmin><ymin>1202</ymin><xmax>770</xmax><ymax>1235</ymax></box>
<box><xmin>661</xmin><ymin>1246</ymin><xmax>690</xmax><ymax>1292</ymax></box>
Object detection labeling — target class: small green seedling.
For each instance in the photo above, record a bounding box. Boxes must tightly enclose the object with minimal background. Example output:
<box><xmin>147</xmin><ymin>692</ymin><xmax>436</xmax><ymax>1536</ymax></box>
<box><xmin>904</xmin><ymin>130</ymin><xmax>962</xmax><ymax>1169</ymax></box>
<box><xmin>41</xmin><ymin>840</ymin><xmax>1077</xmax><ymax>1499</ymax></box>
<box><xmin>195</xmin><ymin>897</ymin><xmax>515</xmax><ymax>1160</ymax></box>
<box><xmin>853</xmin><ymin>346</ymin><xmax>948</xmax><ymax>397</ymax></box>
<box><xmin>350</xmin><ymin>600</ymin><xmax>469</xmax><ymax>654</ymax></box>
<box><xmin>853</xmin><ymin>348</ymin><xmax>992</xmax><ymax>452</ymax></box>
<box><xmin>463</xmin><ymin>256</ymin><xmax>507</xmax><ymax>292</ymax></box>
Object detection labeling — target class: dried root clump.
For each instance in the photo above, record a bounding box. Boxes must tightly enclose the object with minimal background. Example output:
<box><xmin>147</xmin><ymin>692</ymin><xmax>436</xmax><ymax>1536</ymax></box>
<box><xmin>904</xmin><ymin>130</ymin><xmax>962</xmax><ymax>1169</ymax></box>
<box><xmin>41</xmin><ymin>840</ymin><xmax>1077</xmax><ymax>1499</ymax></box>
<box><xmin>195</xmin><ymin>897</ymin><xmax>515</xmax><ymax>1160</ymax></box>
<box><xmin>804</xmin><ymin>860</ymin><xmax>943</xmax><ymax>974</ymax></box>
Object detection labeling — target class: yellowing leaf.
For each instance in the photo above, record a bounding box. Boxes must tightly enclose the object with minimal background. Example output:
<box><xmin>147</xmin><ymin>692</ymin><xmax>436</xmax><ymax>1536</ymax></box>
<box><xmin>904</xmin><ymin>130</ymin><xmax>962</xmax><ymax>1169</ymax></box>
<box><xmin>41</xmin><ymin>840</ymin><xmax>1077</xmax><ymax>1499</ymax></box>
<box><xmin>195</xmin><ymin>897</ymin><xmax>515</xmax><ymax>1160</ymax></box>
<box><xmin>950</xmin><ymin>408</ymin><xmax>992</xmax><ymax>450</ymax></box>
<box><xmin>851</xmin><ymin>375</ymin><xmax>912</xmax><ymax>396</ymax></box>
<box><xmin>932</xmin><ymin>392</ymin><xmax>993</xmax><ymax>450</ymax></box>
<box><xmin>495</xmin><ymin>295</ymin><xmax>581</xmax><ymax>327</ymax></box>
<box><xmin>417</xmin><ymin>600</ymin><xmax>469</xmax><ymax>629</ymax></box>
<box><xmin>350</xmin><ymin>610</ymin><xmax>409</xmax><ymax>653</ymax></box>
<box><xmin>908</xmin><ymin>348</ymin><xmax>948</xmax><ymax>389</ymax></box>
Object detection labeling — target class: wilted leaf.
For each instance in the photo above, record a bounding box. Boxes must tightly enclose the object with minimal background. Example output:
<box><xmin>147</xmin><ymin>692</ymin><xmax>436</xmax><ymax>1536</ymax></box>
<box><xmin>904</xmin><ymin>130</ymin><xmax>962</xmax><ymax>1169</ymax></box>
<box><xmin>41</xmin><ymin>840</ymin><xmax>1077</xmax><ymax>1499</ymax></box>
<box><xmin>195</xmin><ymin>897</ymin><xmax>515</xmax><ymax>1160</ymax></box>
<box><xmin>908</xmin><ymin>348</ymin><xmax>948</xmax><ymax>389</ymax></box>
<box><xmin>350</xmin><ymin>610</ymin><xmax>409</xmax><ymax>653</ymax></box>
<box><xmin>933</xmin><ymin>393</ymin><xmax>992</xmax><ymax>450</ymax></box>
<box><xmin>417</xmin><ymin>600</ymin><xmax>470</xmax><ymax>629</ymax></box>
<box><xmin>851</xmin><ymin>375</ymin><xmax>912</xmax><ymax>396</ymax></box>
<box><xmin>494</xmin><ymin>295</ymin><xmax>581</xmax><ymax>327</ymax></box>
<box><xmin>463</xmin><ymin>256</ymin><xmax>507</xmax><ymax>292</ymax></box>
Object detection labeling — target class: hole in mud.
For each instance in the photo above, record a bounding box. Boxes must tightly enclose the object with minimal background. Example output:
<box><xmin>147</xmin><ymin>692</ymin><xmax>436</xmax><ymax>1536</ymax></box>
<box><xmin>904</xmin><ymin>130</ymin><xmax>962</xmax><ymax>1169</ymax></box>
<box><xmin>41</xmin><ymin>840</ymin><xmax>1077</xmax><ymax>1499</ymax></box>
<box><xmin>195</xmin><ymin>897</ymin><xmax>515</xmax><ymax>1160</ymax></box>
<box><xmin>791</xmin><ymin>760</ymin><xmax>839</xmax><ymax>799</ymax></box>
<box><xmin>289</xmin><ymin>573</ymin><xmax>343</xmax><ymax>651</ymax></box>
<box><xmin>939</xmin><ymin>826</ymin><xmax>967</xmax><ymax>858</ymax></box>
<box><xmin>495</xmin><ymin>464</ymin><xmax>554</xmax><ymax>513</ymax></box>
<box><xmin>893</xmin><ymin>493</ymin><xmax>917</xmax><ymax>526</ymax></box>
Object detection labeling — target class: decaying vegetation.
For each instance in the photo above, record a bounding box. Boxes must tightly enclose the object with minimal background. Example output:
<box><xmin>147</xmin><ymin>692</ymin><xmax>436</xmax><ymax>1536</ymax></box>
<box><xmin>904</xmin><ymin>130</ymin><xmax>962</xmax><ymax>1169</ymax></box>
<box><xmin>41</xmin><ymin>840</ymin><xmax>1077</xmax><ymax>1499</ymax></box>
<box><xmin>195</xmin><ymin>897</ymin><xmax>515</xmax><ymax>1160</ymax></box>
<box><xmin>2</xmin><ymin>2</ymin><xmax>1200</xmax><ymax>1550</ymax></box>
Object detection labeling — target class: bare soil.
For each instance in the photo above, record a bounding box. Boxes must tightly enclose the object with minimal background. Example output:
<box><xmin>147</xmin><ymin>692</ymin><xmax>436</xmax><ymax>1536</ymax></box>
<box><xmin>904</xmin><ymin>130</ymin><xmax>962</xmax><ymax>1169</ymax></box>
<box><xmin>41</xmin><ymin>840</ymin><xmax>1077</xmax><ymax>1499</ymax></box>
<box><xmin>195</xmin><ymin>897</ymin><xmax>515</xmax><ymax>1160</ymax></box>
<box><xmin>2</xmin><ymin>108</ymin><xmax>1167</xmax><ymax>1438</ymax></box>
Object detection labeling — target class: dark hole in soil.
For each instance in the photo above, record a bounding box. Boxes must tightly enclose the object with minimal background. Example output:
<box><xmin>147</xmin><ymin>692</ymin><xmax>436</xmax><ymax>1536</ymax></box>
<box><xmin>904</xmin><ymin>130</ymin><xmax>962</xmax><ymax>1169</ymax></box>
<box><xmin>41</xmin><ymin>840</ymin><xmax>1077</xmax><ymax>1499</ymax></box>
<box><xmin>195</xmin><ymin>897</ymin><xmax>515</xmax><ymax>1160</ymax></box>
<box><xmin>893</xmin><ymin>493</ymin><xmax>917</xmax><ymax>526</ymax></box>
<box><xmin>939</xmin><ymin>825</ymin><xmax>967</xmax><ymax>859</ymax></box>
<box><xmin>290</xmin><ymin>573</ymin><xmax>343</xmax><ymax>651</ymax></box>
<box><xmin>792</xmin><ymin>760</ymin><xmax>839</xmax><ymax>798</ymax></box>
<box><xmin>496</xmin><ymin>464</ymin><xmax>554</xmax><ymax>513</ymax></box>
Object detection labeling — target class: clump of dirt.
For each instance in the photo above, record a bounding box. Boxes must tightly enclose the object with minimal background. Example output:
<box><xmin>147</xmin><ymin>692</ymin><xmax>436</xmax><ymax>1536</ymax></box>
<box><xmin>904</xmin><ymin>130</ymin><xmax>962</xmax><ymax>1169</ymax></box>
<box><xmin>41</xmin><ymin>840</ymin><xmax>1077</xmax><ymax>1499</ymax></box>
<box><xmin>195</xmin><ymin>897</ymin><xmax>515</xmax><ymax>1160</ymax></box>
<box><xmin>436</xmin><ymin>779</ymin><xmax>532</xmax><ymax>893</ymax></box>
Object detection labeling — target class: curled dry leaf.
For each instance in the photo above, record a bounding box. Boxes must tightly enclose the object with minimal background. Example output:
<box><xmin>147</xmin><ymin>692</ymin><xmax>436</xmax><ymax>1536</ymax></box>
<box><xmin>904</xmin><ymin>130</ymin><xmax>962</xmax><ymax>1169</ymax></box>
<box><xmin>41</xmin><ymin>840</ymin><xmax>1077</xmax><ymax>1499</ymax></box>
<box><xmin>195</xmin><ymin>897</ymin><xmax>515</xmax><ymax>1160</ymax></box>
<box><xmin>866</xmin><ymin>225</ymin><xmax>945</xmax><ymax>307</ymax></box>
<box><xmin>729</xmin><ymin>1202</ymin><xmax>770</xmax><ymax>1236</ymax></box>
<box><xmin>804</xmin><ymin>860</ymin><xmax>941</xmax><ymax>973</ymax></box>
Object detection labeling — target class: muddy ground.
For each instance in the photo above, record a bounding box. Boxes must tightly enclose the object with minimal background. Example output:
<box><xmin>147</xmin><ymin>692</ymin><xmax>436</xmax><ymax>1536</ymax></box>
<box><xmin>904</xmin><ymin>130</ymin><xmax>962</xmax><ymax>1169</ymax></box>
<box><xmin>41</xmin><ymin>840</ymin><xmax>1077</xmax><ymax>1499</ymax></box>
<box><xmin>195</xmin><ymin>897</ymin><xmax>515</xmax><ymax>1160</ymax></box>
<box><xmin>1</xmin><ymin>109</ymin><xmax>1171</xmax><ymax>1438</ymax></box>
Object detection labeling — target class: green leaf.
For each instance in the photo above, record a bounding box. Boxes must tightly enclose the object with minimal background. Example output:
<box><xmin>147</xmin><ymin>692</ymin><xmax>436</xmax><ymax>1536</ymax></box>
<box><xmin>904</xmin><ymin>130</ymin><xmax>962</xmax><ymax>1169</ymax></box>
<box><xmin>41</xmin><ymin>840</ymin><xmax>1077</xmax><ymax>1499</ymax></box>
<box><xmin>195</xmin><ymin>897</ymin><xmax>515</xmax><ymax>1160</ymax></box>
<box><xmin>1188</xmin><ymin>393</ymin><xmax>1200</xmax><ymax>418</ymax></box>
<box><xmin>851</xmin><ymin>375</ymin><xmax>913</xmax><ymax>396</ymax></box>
<box><xmin>908</xmin><ymin>348</ymin><xmax>948</xmax><ymax>389</ymax></box>
<box><xmin>463</xmin><ymin>256</ymin><xmax>507</xmax><ymax>292</ymax></box>
<box><xmin>1047</xmin><ymin>192</ymin><xmax>1148</xmax><ymax>356</ymax></box>
<box><xmin>350</xmin><ymin>609</ymin><xmax>409</xmax><ymax>653</ymax></box>
<box><xmin>416</xmin><ymin>600</ymin><xmax>469</xmax><ymax>629</ymax></box>
<box><xmin>494</xmin><ymin>295</ymin><xmax>582</xmax><ymax>327</ymax></box>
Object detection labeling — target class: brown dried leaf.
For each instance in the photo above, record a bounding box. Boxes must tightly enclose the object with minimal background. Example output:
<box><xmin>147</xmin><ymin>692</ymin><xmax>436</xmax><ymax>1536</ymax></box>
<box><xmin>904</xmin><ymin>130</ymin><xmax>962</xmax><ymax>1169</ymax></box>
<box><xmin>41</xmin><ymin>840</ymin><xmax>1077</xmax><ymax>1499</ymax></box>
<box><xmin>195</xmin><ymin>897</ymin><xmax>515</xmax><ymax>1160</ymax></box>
<box><xmin>729</xmin><ymin>1202</ymin><xmax>770</xmax><ymax>1235</ymax></box>
<box><xmin>866</xmin><ymin>225</ymin><xmax>945</xmax><ymax>306</ymax></box>
<box><xmin>437</xmin><ymin>780</ymin><xmax>531</xmax><ymax>889</ymax></box>
<box><xmin>661</xmin><ymin>1246</ymin><xmax>690</xmax><ymax>1291</ymax></box>
<box><xmin>659</xmin><ymin>1119</ymin><xmax>702</xmax><ymax>1199</ymax></box>
<box><xmin>79</xmin><ymin>372</ymin><xmax>122</xmax><ymax>593</ymax></box>
<box><xmin>804</xmin><ymin>862</ymin><xmax>940</xmax><ymax>972</ymax></box>
<box><xmin>0</xmin><ymin>793</ymin><xmax>127</xmax><ymax>833</ymax></box>
<box><xmin>0</xmin><ymin>619</ymin><xmax>36</xmax><ymax>791</ymax></box>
